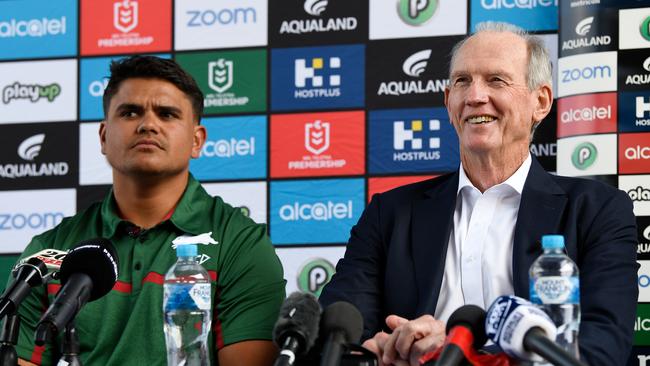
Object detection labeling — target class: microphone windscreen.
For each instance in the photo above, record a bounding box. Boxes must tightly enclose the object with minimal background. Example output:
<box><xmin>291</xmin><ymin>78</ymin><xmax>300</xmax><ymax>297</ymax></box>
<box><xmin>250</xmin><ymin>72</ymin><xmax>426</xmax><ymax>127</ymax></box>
<box><xmin>446</xmin><ymin>304</ymin><xmax>488</xmax><ymax>348</ymax></box>
<box><xmin>321</xmin><ymin>301</ymin><xmax>363</xmax><ymax>344</ymax></box>
<box><xmin>273</xmin><ymin>292</ymin><xmax>321</xmax><ymax>352</ymax></box>
<box><xmin>58</xmin><ymin>238</ymin><xmax>119</xmax><ymax>301</ymax></box>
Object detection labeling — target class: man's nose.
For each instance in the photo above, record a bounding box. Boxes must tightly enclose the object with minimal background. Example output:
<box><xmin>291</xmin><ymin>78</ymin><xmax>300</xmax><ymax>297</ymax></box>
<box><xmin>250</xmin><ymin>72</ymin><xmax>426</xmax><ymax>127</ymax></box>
<box><xmin>465</xmin><ymin>81</ymin><xmax>489</xmax><ymax>105</ymax></box>
<box><xmin>136</xmin><ymin>111</ymin><xmax>160</xmax><ymax>133</ymax></box>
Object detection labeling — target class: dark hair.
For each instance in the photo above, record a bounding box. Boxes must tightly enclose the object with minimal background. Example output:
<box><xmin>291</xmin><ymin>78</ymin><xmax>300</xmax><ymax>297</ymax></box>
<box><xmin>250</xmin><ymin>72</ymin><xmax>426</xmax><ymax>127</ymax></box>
<box><xmin>102</xmin><ymin>55</ymin><xmax>204</xmax><ymax>122</ymax></box>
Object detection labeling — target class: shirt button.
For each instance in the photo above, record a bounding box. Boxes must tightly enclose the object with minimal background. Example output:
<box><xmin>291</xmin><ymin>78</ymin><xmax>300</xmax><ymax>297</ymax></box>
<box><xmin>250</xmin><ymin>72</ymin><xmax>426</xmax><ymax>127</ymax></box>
<box><xmin>139</xmin><ymin>236</ymin><xmax>147</xmax><ymax>243</ymax></box>
<box><xmin>134</xmin><ymin>262</ymin><xmax>142</xmax><ymax>271</ymax></box>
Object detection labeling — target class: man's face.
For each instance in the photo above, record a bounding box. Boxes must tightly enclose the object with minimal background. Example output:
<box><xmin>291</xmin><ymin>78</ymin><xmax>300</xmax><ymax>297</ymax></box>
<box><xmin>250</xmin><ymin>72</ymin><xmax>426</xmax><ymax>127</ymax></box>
<box><xmin>99</xmin><ymin>78</ymin><xmax>205</xmax><ymax>178</ymax></box>
<box><xmin>444</xmin><ymin>31</ymin><xmax>551</xmax><ymax>159</ymax></box>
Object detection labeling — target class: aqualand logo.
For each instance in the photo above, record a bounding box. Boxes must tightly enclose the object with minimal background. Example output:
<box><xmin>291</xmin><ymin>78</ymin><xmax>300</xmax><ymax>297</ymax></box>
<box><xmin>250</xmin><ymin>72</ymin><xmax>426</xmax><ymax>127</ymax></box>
<box><xmin>297</xmin><ymin>258</ymin><xmax>335</xmax><ymax>297</ymax></box>
<box><xmin>571</xmin><ymin>142</ymin><xmax>597</xmax><ymax>170</ymax></box>
<box><xmin>575</xmin><ymin>16</ymin><xmax>593</xmax><ymax>36</ymax></box>
<box><xmin>2</xmin><ymin>82</ymin><xmax>61</xmax><ymax>104</ymax></box>
<box><xmin>625</xmin><ymin>57</ymin><xmax>650</xmax><ymax>86</ymax></box>
<box><xmin>0</xmin><ymin>134</ymin><xmax>69</xmax><ymax>179</ymax></box>
<box><xmin>377</xmin><ymin>49</ymin><xmax>448</xmax><ymax>96</ymax></box>
<box><xmin>0</xmin><ymin>17</ymin><xmax>67</xmax><ymax>38</ymax></box>
<box><xmin>304</xmin><ymin>0</ymin><xmax>328</xmax><ymax>16</ymax></box>
<box><xmin>398</xmin><ymin>0</ymin><xmax>437</xmax><ymax>26</ymax></box>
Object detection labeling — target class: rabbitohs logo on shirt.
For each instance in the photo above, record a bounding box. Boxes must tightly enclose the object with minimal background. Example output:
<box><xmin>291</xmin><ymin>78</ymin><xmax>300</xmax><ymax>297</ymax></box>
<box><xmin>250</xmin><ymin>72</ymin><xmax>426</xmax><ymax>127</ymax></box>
<box><xmin>171</xmin><ymin>232</ymin><xmax>218</xmax><ymax>265</ymax></box>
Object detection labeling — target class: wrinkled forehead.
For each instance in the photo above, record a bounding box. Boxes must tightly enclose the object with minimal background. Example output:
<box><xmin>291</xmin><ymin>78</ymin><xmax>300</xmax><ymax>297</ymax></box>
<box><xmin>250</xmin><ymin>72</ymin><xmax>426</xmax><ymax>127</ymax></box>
<box><xmin>450</xmin><ymin>31</ymin><xmax>529</xmax><ymax>75</ymax></box>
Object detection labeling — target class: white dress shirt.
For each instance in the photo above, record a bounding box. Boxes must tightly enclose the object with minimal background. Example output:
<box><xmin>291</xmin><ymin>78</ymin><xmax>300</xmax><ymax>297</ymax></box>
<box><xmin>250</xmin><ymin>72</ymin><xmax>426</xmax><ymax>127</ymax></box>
<box><xmin>434</xmin><ymin>154</ymin><xmax>532</xmax><ymax>323</ymax></box>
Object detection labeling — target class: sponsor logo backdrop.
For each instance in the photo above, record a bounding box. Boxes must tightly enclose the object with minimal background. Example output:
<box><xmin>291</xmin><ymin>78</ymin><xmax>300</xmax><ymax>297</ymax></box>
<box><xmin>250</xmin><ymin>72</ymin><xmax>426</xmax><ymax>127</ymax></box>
<box><xmin>1</xmin><ymin>4</ymin><xmax>650</xmax><ymax>356</ymax></box>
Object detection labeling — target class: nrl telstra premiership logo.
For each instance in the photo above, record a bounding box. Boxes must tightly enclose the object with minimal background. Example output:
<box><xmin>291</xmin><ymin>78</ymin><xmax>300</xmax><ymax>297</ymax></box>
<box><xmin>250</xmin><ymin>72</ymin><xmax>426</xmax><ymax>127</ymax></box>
<box><xmin>114</xmin><ymin>0</ymin><xmax>138</xmax><ymax>33</ymax></box>
<box><xmin>208</xmin><ymin>59</ymin><xmax>234</xmax><ymax>93</ymax></box>
<box><xmin>305</xmin><ymin>120</ymin><xmax>330</xmax><ymax>155</ymax></box>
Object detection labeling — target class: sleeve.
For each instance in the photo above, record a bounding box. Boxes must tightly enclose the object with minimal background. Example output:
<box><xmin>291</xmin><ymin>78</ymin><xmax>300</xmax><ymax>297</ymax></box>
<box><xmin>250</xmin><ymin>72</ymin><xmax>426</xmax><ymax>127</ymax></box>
<box><xmin>578</xmin><ymin>189</ymin><xmax>639</xmax><ymax>366</ymax></box>
<box><xmin>319</xmin><ymin>195</ymin><xmax>386</xmax><ymax>341</ymax></box>
<box><xmin>8</xmin><ymin>237</ymin><xmax>57</xmax><ymax>366</ymax></box>
<box><xmin>214</xmin><ymin>213</ymin><xmax>286</xmax><ymax>348</ymax></box>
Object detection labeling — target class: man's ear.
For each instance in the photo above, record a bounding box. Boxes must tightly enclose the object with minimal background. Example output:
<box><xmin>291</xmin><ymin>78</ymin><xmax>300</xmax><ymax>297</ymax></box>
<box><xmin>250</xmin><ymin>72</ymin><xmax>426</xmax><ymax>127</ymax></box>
<box><xmin>532</xmin><ymin>84</ymin><xmax>553</xmax><ymax>123</ymax></box>
<box><xmin>99</xmin><ymin>121</ymin><xmax>107</xmax><ymax>155</ymax></box>
<box><xmin>191</xmin><ymin>124</ymin><xmax>207</xmax><ymax>159</ymax></box>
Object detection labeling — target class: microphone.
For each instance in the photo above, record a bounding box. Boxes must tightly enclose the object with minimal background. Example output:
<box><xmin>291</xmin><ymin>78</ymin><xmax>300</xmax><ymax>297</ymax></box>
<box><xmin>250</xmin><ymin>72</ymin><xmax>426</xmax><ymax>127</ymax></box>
<box><xmin>34</xmin><ymin>239</ymin><xmax>119</xmax><ymax>345</ymax></box>
<box><xmin>0</xmin><ymin>257</ymin><xmax>47</xmax><ymax>318</ymax></box>
<box><xmin>273</xmin><ymin>292</ymin><xmax>321</xmax><ymax>366</ymax></box>
<box><xmin>14</xmin><ymin>248</ymin><xmax>69</xmax><ymax>275</ymax></box>
<box><xmin>434</xmin><ymin>305</ymin><xmax>487</xmax><ymax>366</ymax></box>
<box><xmin>319</xmin><ymin>301</ymin><xmax>363</xmax><ymax>366</ymax></box>
<box><xmin>485</xmin><ymin>295</ymin><xmax>586</xmax><ymax>366</ymax></box>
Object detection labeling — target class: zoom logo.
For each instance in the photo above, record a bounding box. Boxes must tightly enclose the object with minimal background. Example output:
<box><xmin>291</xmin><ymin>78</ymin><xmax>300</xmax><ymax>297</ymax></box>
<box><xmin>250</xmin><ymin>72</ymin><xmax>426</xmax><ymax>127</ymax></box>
<box><xmin>561</xmin><ymin>65</ymin><xmax>611</xmax><ymax>82</ymax></box>
<box><xmin>304</xmin><ymin>0</ymin><xmax>328</xmax><ymax>16</ymax></box>
<box><xmin>279</xmin><ymin>200</ymin><xmax>352</xmax><ymax>221</ymax></box>
<box><xmin>0</xmin><ymin>212</ymin><xmax>64</xmax><ymax>231</ymax></box>
<box><xmin>571</xmin><ymin>142</ymin><xmax>597</xmax><ymax>170</ymax></box>
<box><xmin>297</xmin><ymin>258</ymin><xmax>335</xmax><ymax>296</ymax></box>
<box><xmin>186</xmin><ymin>8</ymin><xmax>257</xmax><ymax>27</ymax></box>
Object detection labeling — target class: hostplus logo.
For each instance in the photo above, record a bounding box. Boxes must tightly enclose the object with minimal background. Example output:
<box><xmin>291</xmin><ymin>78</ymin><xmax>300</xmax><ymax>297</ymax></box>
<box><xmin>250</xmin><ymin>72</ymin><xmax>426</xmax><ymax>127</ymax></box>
<box><xmin>279</xmin><ymin>0</ymin><xmax>357</xmax><ymax>35</ymax></box>
<box><xmin>0</xmin><ymin>17</ymin><xmax>67</xmax><ymax>39</ymax></box>
<box><xmin>398</xmin><ymin>0</ymin><xmax>437</xmax><ymax>26</ymax></box>
<box><xmin>626</xmin><ymin>57</ymin><xmax>650</xmax><ymax>87</ymax></box>
<box><xmin>561</xmin><ymin>64</ymin><xmax>612</xmax><ymax>83</ymax></box>
<box><xmin>279</xmin><ymin>200</ymin><xmax>353</xmax><ymax>221</ymax></box>
<box><xmin>377</xmin><ymin>49</ymin><xmax>448</xmax><ymax>96</ymax></box>
<box><xmin>562</xmin><ymin>16</ymin><xmax>611</xmax><ymax>51</ymax></box>
<box><xmin>393</xmin><ymin>119</ymin><xmax>441</xmax><ymax>162</ymax></box>
<box><xmin>0</xmin><ymin>134</ymin><xmax>69</xmax><ymax>179</ymax></box>
<box><xmin>629</xmin><ymin>186</ymin><xmax>650</xmax><ymax>202</ymax></box>
<box><xmin>297</xmin><ymin>258</ymin><xmax>335</xmax><ymax>296</ymax></box>
<box><xmin>294</xmin><ymin>57</ymin><xmax>341</xmax><ymax>99</ymax></box>
<box><xmin>637</xmin><ymin>96</ymin><xmax>650</xmax><ymax>127</ymax></box>
<box><xmin>200</xmin><ymin>137</ymin><xmax>255</xmax><ymax>158</ymax></box>
<box><xmin>186</xmin><ymin>7</ymin><xmax>257</xmax><ymax>27</ymax></box>
<box><xmin>481</xmin><ymin>0</ymin><xmax>558</xmax><ymax>9</ymax></box>
<box><xmin>288</xmin><ymin>120</ymin><xmax>346</xmax><ymax>171</ymax></box>
<box><xmin>2</xmin><ymin>82</ymin><xmax>61</xmax><ymax>104</ymax></box>
<box><xmin>205</xmin><ymin>59</ymin><xmax>248</xmax><ymax>107</ymax></box>
<box><xmin>571</xmin><ymin>142</ymin><xmax>597</xmax><ymax>170</ymax></box>
<box><xmin>98</xmin><ymin>0</ymin><xmax>153</xmax><ymax>48</ymax></box>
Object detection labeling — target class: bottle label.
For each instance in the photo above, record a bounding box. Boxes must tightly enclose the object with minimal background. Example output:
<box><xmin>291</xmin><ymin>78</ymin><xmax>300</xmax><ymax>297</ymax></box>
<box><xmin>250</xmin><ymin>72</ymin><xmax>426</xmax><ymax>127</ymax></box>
<box><xmin>164</xmin><ymin>283</ymin><xmax>212</xmax><ymax>311</ymax></box>
<box><xmin>529</xmin><ymin>276</ymin><xmax>580</xmax><ymax>305</ymax></box>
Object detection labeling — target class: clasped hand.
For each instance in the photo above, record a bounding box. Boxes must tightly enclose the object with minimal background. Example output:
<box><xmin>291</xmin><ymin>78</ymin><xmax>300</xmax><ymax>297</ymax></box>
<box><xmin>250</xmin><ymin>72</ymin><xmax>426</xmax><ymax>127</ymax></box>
<box><xmin>362</xmin><ymin>315</ymin><xmax>446</xmax><ymax>366</ymax></box>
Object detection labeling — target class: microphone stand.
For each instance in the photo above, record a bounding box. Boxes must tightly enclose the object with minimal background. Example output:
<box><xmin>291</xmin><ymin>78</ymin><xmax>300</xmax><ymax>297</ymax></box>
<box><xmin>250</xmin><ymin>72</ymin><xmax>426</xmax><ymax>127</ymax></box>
<box><xmin>58</xmin><ymin>321</ymin><xmax>82</xmax><ymax>366</ymax></box>
<box><xmin>0</xmin><ymin>312</ymin><xmax>20</xmax><ymax>366</ymax></box>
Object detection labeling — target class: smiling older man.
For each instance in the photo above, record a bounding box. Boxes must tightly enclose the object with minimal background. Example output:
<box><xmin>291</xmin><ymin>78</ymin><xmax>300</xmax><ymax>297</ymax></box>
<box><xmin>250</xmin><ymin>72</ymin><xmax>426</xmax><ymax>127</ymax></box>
<box><xmin>320</xmin><ymin>22</ymin><xmax>638</xmax><ymax>366</ymax></box>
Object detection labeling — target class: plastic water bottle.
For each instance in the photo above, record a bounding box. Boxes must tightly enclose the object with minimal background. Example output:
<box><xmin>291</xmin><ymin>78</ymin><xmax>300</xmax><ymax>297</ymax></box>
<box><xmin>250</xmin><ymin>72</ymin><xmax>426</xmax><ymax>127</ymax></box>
<box><xmin>163</xmin><ymin>244</ymin><xmax>212</xmax><ymax>366</ymax></box>
<box><xmin>529</xmin><ymin>235</ymin><xmax>580</xmax><ymax>360</ymax></box>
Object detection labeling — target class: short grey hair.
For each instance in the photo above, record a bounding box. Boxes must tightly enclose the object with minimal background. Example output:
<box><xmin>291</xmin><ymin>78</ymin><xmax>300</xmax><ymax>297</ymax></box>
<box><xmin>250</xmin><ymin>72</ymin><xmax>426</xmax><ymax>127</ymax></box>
<box><xmin>449</xmin><ymin>21</ymin><xmax>553</xmax><ymax>91</ymax></box>
<box><xmin>448</xmin><ymin>22</ymin><xmax>553</xmax><ymax>139</ymax></box>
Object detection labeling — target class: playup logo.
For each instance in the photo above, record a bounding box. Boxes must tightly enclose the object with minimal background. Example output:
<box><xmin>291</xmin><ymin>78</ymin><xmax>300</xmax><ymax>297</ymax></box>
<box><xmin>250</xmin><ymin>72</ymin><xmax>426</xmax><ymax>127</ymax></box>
<box><xmin>398</xmin><ymin>0</ymin><xmax>437</xmax><ymax>26</ymax></box>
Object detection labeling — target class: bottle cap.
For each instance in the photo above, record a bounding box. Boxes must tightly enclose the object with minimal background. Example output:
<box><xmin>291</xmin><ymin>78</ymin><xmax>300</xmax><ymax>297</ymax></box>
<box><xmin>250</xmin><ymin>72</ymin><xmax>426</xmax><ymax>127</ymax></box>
<box><xmin>176</xmin><ymin>244</ymin><xmax>197</xmax><ymax>257</ymax></box>
<box><xmin>541</xmin><ymin>235</ymin><xmax>565</xmax><ymax>250</ymax></box>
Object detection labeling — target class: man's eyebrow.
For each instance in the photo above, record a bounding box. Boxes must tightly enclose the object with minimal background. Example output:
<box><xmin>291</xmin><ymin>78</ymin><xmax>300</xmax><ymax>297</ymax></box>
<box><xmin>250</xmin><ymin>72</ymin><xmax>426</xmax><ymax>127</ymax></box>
<box><xmin>115</xmin><ymin>103</ymin><xmax>143</xmax><ymax>112</ymax></box>
<box><xmin>154</xmin><ymin>105</ymin><xmax>183</xmax><ymax>115</ymax></box>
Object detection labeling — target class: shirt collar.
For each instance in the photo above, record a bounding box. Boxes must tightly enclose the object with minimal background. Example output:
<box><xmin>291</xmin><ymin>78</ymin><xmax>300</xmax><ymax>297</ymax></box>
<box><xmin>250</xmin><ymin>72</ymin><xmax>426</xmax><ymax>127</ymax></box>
<box><xmin>457</xmin><ymin>153</ymin><xmax>532</xmax><ymax>195</ymax></box>
<box><xmin>101</xmin><ymin>174</ymin><xmax>208</xmax><ymax>238</ymax></box>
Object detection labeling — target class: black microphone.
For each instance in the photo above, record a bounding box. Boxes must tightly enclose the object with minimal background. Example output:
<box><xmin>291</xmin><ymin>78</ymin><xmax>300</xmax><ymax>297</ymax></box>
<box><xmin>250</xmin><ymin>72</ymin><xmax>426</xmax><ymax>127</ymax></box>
<box><xmin>0</xmin><ymin>257</ymin><xmax>47</xmax><ymax>318</ymax></box>
<box><xmin>485</xmin><ymin>295</ymin><xmax>586</xmax><ymax>366</ymax></box>
<box><xmin>434</xmin><ymin>305</ymin><xmax>487</xmax><ymax>366</ymax></box>
<box><xmin>34</xmin><ymin>239</ymin><xmax>119</xmax><ymax>345</ymax></box>
<box><xmin>273</xmin><ymin>292</ymin><xmax>321</xmax><ymax>366</ymax></box>
<box><xmin>319</xmin><ymin>301</ymin><xmax>363</xmax><ymax>366</ymax></box>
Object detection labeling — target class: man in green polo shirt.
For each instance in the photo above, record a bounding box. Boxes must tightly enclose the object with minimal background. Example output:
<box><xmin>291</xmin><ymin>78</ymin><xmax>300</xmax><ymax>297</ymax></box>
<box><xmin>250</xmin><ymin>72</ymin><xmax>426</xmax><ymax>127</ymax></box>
<box><xmin>15</xmin><ymin>56</ymin><xmax>285</xmax><ymax>366</ymax></box>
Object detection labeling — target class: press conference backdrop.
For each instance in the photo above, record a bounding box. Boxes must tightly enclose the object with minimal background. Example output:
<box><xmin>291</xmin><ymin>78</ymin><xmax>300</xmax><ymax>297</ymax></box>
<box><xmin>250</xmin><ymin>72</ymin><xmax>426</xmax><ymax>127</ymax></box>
<box><xmin>1</xmin><ymin>0</ymin><xmax>649</xmax><ymax>363</ymax></box>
